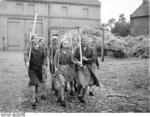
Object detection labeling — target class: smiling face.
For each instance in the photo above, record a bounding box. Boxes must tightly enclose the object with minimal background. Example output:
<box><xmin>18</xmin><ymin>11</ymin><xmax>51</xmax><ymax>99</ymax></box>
<box><xmin>72</xmin><ymin>38</ymin><xmax>79</xmax><ymax>47</ymax></box>
<box><xmin>82</xmin><ymin>38</ymin><xmax>88</xmax><ymax>47</ymax></box>
<box><xmin>62</xmin><ymin>40</ymin><xmax>70</xmax><ymax>49</ymax></box>
<box><xmin>53</xmin><ymin>38</ymin><xmax>59</xmax><ymax>49</ymax></box>
<box><xmin>87</xmin><ymin>38</ymin><xmax>93</xmax><ymax>47</ymax></box>
<box><xmin>32</xmin><ymin>35</ymin><xmax>39</xmax><ymax>50</ymax></box>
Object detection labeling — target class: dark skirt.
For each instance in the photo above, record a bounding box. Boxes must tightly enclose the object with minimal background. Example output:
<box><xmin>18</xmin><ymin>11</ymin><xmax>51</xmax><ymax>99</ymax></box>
<box><xmin>28</xmin><ymin>68</ymin><xmax>43</xmax><ymax>86</ymax></box>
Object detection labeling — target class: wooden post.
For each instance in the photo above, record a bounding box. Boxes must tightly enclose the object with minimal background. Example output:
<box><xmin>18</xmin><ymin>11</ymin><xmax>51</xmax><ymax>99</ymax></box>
<box><xmin>48</xmin><ymin>1</ymin><xmax>51</xmax><ymax>49</ymax></box>
<box><xmin>70</xmin><ymin>30</ymin><xmax>73</xmax><ymax>53</ymax></box>
<box><xmin>78</xmin><ymin>28</ymin><xmax>82</xmax><ymax>66</ymax></box>
<box><xmin>32</xmin><ymin>13</ymin><xmax>37</xmax><ymax>35</ymax></box>
<box><xmin>101</xmin><ymin>27</ymin><xmax>104</xmax><ymax>62</ymax></box>
<box><xmin>28</xmin><ymin>13</ymin><xmax>38</xmax><ymax>66</ymax></box>
<box><xmin>50</xmin><ymin>30</ymin><xmax>54</xmax><ymax>74</ymax></box>
<box><xmin>2</xmin><ymin>37</ymin><xmax>5</xmax><ymax>51</ymax></box>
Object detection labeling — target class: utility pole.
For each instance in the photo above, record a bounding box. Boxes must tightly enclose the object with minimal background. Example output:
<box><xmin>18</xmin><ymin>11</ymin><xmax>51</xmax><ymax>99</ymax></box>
<box><xmin>48</xmin><ymin>1</ymin><xmax>51</xmax><ymax>49</ymax></box>
<box><xmin>101</xmin><ymin>26</ymin><xmax>104</xmax><ymax>62</ymax></box>
<box><xmin>98</xmin><ymin>0</ymin><xmax>104</xmax><ymax>62</ymax></box>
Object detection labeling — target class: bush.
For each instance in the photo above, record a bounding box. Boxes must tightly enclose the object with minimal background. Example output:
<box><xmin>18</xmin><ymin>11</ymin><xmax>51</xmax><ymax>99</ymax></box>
<box><xmin>111</xmin><ymin>22</ymin><xmax>130</xmax><ymax>37</ymax></box>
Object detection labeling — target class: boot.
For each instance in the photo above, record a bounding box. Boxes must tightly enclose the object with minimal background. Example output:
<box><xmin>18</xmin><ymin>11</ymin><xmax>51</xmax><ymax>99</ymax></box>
<box><xmin>32</xmin><ymin>102</ymin><xmax>37</xmax><ymax>110</ymax></box>
<box><xmin>35</xmin><ymin>97</ymin><xmax>39</xmax><ymax>103</ymax></box>
<box><xmin>65</xmin><ymin>83</ymin><xmax>68</xmax><ymax>92</ymax></box>
<box><xmin>89</xmin><ymin>91</ymin><xmax>94</xmax><ymax>96</ymax></box>
<box><xmin>55</xmin><ymin>90</ymin><xmax>59</xmax><ymax>96</ymax></box>
<box><xmin>41</xmin><ymin>95</ymin><xmax>46</xmax><ymax>100</ymax></box>
<box><xmin>57</xmin><ymin>97</ymin><xmax>61</xmax><ymax>103</ymax></box>
<box><xmin>78</xmin><ymin>96</ymin><xmax>85</xmax><ymax>103</ymax></box>
<box><xmin>61</xmin><ymin>100</ymin><xmax>67</xmax><ymax>107</ymax></box>
<box><xmin>69</xmin><ymin>90</ymin><xmax>74</xmax><ymax>96</ymax></box>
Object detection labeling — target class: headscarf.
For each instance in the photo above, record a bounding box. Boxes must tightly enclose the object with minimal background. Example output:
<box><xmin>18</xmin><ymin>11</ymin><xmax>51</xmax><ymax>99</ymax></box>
<box><xmin>60</xmin><ymin>38</ymin><xmax>70</xmax><ymax>49</ymax></box>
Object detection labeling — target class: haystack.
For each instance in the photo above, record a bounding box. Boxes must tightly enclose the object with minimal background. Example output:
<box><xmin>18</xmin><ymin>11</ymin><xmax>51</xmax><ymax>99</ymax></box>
<box><xmin>125</xmin><ymin>36</ymin><xmax>149</xmax><ymax>58</ymax></box>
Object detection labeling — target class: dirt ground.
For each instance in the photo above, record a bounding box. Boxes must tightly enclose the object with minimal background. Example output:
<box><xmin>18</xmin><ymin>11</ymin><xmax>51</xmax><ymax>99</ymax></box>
<box><xmin>0</xmin><ymin>52</ymin><xmax>149</xmax><ymax>112</ymax></box>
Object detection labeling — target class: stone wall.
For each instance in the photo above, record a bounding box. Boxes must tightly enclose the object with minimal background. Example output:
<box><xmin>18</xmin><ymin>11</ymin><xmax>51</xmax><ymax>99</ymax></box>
<box><xmin>0</xmin><ymin>0</ymin><xmax>100</xmax><ymax>50</ymax></box>
<box><xmin>130</xmin><ymin>16</ymin><xmax>149</xmax><ymax>36</ymax></box>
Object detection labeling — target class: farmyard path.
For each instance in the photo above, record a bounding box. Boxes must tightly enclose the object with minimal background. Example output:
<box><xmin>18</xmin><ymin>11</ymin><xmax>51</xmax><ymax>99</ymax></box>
<box><xmin>0</xmin><ymin>52</ymin><xmax>149</xmax><ymax>112</ymax></box>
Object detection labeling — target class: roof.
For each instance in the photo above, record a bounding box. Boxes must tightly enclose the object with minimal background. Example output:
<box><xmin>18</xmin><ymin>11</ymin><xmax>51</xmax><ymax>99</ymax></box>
<box><xmin>6</xmin><ymin>0</ymin><xmax>100</xmax><ymax>6</ymax></box>
<box><xmin>50</xmin><ymin>0</ymin><xmax>100</xmax><ymax>6</ymax></box>
<box><xmin>131</xmin><ymin>0</ymin><xmax>150</xmax><ymax>18</ymax></box>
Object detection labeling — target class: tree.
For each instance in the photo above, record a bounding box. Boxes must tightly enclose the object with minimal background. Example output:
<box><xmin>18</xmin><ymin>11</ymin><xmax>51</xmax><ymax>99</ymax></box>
<box><xmin>108</xmin><ymin>18</ymin><xmax>116</xmax><ymax>30</ymax></box>
<box><xmin>111</xmin><ymin>14</ymin><xmax>130</xmax><ymax>37</ymax></box>
<box><xmin>118</xmin><ymin>13</ymin><xmax>126</xmax><ymax>24</ymax></box>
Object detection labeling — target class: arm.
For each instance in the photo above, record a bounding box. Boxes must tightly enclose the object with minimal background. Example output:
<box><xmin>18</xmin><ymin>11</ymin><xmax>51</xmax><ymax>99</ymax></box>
<box><xmin>73</xmin><ymin>47</ymin><xmax>82</xmax><ymax>66</ymax></box>
<box><xmin>54</xmin><ymin>49</ymin><xmax>59</xmax><ymax>71</ymax></box>
<box><xmin>74</xmin><ymin>47</ymin><xmax>80</xmax><ymax>61</ymax></box>
<box><xmin>24</xmin><ymin>40</ymin><xmax>32</xmax><ymax>67</ymax></box>
<box><xmin>82</xmin><ymin>47</ymin><xmax>95</xmax><ymax>62</ymax></box>
<box><xmin>83</xmin><ymin>47</ymin><xmax>99</xmax><ymax>67</ymax></box>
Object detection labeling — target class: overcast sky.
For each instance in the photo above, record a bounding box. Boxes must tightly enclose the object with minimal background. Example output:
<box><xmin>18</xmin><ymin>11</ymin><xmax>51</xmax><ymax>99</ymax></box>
<box><xmin>99</xmin><ymin>0</ymin><xmax>143</xmax><ymax>23</ymax></box>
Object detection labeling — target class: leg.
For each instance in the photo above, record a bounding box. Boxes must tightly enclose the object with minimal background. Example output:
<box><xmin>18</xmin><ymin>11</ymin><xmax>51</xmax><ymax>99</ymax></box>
<box><xmin>74</xmin><ymin>79</ymin><xmax>78</xmax><ymax>92</ymax></box>
<box><xmin>76</xmin><ymin>70</ymin><xmax>89</xmax><ymax>103</ymax></box>
<box><xmin>51</xmin><ymin>75</ymin><xmax>55</xmax><ymax>91</ymax></box>
<box><xmin>77</xmin><ymin>83</ymin><xmax>85</xmax><ymax>103</ymax></box>
<box><xmin>29</xmin><ymin>86</ymin><xmax>37</xmax><ymax>109</ymax></box>
<box><xmin>89</xmin><ymin>86</ymin><xmax>94</xmax><ymax>96</ymax></box>
<box><xmin>69</xmin><ymin>81</ymin><xmax>74</xmax><ymax>96</ymax></box>
<box><xmin>56</xmin><ymin>74</ymin><xmax>66</xmax><ymax>107</ymax></box>
<box><xmin>65</xmin><ymin>81</ymin><xmax>68</xmax><ymax>92</ymax></box>
<box><xmin>82</xmin><ymin>86</ymin><xmax>87</xmax><ymax>102</ymax></box>
<box><xmin>52</xmin><ymin>75</ymin><xmax>58</xmax><ymax>96</ymax></box>
<box><xmin>40</xmin><ymin>83</ymin><xmax>47</xmax><ymax>100</ymax></box>
<box><xmin>59</xmin><ymin>84</ymin><xmax>66</xmax><ymax>106</ymax></box>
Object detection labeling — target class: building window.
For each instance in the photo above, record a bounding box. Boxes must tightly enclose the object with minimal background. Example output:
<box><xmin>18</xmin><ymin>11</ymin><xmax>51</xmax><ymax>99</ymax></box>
<box><xmin>61</xmin><ymin>6</ymin><xmax>68</xmax><ymax>17</ymax></box>
<box><xmin>28</xmin><ymin>4</ymin><xmax>35</xmax><ymax>15</ymax></box>
<box><xmin>83</xmin><ymin>8</ymin><xmax>89</xmax><ymax>18</ymax></box>
<box><xmin>16</xmin><ymin>3</ymin><xmax>23</xmax><ymax>14</ymax></box>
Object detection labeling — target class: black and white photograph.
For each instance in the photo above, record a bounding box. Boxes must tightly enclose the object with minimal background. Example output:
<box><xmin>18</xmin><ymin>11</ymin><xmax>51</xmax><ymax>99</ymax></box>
<box><xmin>0</xmin><ymin>0</ymin><xmax>149</xmax><ymax>115</ymax></box>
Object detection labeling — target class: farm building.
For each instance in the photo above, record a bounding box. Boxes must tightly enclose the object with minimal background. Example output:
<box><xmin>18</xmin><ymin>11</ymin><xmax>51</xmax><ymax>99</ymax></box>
<box><xmin>130</xmin><ymin>0</ymin><xmax>150</xmax><ymax>36</ymax></box>
<box><xmin>0</xmin><ymin>0</ymin><xmax>101</xmax><ymax>51</ymax></box>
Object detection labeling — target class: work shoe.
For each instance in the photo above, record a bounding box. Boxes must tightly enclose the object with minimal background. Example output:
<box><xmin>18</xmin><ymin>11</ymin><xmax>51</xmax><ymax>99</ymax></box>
<box><xmin>57</xmin><ymin>97</ymin><xmax>61</xmax><ymax>103</ymax></box>
<box><xmin>55</xmin><ymin>90</ymin><xmax>59</xmax><ymax>96</ymax></box>
<box><xmin>61</xmin><ymin>100</ymin><xmax>67</xmax><ymax>107</ymax></box>
<box><xmin>35</xmin><ymin>97</ymin><xmax>39</xmax><ymax>103</ymax></box>
<box><xmin>89</xmin><ymin>91</ymin><xmax>94</xmax><ymax>96</ymax></box>
<box><xmin>41</xmin><ymin>95</ymin><xmax>46</xmax><ymax>100</ymax></box>
<box><xmin>74</xmin><ymin>87</ymin><xmax>78</xmax><ymax>92</ymax></box>
<box><xmin>57</xmin><ymin>97</ymin><xmax>67</xmax><ymax>107</ymax></box>
<box><xmin>32</xmin><ymin>102</ymin><xmax>37</xmax><ymax>110</ymax></box>
<box><xmin>65</xmin><ymin>86</ymin><xmax>68</xmax><ymax>92</ymax></box>
<box><xmin>69</xmin><ymin>90</ymin><xmax>74</xmax><ymax>96</ymax></box>
<box><xmin>78</xmin><ymin>96</ymin><xmax>85</xmax><ymax>103</ymax></box>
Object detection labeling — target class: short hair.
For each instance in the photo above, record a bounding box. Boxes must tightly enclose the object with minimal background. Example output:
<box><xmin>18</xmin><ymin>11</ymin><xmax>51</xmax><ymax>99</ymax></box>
<box><xmin>31</xmin><ymin>34</ymin><xmax>38</xmax><ymax>40</ymax></box>
<box><xmin>52</xmin><ymin>34</ymin><xmax>59</xmax><ymax>37</ymax></box>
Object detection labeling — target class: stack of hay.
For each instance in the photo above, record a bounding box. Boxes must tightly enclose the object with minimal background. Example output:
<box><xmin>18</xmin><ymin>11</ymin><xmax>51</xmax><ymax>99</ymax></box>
<box><xmin>61</xmin><ymin>27</ymin><xmax>128</xmax><ymax>58</ymax></box>
<box><xmin>94</xmin><ymin>31</ymin><xmax>127</xmax><ymax>58</ymax></box>
<box><xmin>105</xmin><ymin>38</ymin><xmax>127</xmax><ymax>58</ymax></box>
<box><xmin>125</xmin><ymin>36</ymin><xmax>149</xmax><ymax>58</ymax></box>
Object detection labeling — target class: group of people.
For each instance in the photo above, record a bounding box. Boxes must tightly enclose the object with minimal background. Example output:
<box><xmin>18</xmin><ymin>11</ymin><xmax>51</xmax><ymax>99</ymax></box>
<box><xmin>24</xmin><ymin>32</ymin><xmax>100</xmax><ymax>109</ymax></box>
